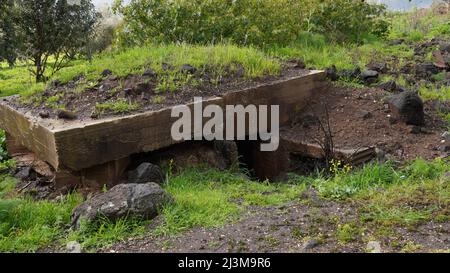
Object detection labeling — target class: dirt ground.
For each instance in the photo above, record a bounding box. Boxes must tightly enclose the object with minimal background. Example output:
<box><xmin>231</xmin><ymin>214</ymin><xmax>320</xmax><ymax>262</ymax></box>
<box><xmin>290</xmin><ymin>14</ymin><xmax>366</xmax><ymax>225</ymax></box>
<box><xmin>102</xmin><ymin>193</ymin><xmax>449</xmax><ymax>253</ymax></box>
<box><xmin>284</xmin><ymin>84</ymin><xmax>449</xmax><ymax>162</ymax></box>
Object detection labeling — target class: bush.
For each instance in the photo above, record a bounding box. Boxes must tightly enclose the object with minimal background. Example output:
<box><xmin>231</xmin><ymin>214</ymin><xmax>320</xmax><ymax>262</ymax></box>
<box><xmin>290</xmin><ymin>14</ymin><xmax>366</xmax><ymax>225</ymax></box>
<box><xmin>112</xmin><ymin>0</ymin><xmax>389</xmax><ymax>47</ymax></box>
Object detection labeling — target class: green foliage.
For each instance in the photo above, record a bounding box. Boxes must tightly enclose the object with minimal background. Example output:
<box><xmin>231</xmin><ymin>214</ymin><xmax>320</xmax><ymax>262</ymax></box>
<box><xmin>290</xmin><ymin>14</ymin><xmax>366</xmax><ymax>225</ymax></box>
<box><xmin>317</xmin><ymin>162</ymin><xmax>398</xmax><ymax>200</ymax></box>
<box><xmin>67</xmin><ymin>217</ymin><xmax>149</xmax><ymax>250</ymax></box>
<box><xmin>419</xmin><ymin>84</ymin><xmax>450</xmax><ymax>102</ymax></box>
<box><xmin>113</xmin><ymin>0</ymin><xmax>389</xmax><ymax>47</ymax></box>
<box><xmin>336</xmin><ymin>223</ymin><xmax>360</xmax><ymax>243</ymax></box>
<box><xmin>388</xmin><ymin>7</ymin><xmax>450</xmax><ymax>42</ymax></box>
<box><xmin>0</xmin><ymin>193</ymin><xmax>83</xmax><ymax>252</ymax></box>
<box><xmin>95</xmin><ymin>99</ymin><xmax>140</xmax><ymax>114</ymax></box>
<box><xmin>15</xmin><ymin>0</ymin><xmax>98</xmax><ymax>82</ymax></box>
<box><xmin>359</xmin><ymin>174</ymin><xmax>449</xmax><ymax>227</ymax></box>
<box><xmin>154</xmin><ymin>167</ymin><xmax>307</xmax><ymax>235</ymax></box>
<box><xmin>307</xmin><ymin>0</ymin><xmax>389</xmax><ymax>42</ymax></box>
<box><xmin>0</xmin><ymin>0</ymin><xmax>21</xmax><ymax>67</ymax></box>
<box><xmin>317</xmin><ymin>158</ymin><xmax>449</xmax><ymax>200</ymax></box>
<box><xmin>9</xmin><ymin>44</ymin><xmax>281</xmax><ymax>98</ymax></box>
<box><xmin>0</xmin><ymin>175</ymin><xmax>17</xmax><ymax>199</ymax></box>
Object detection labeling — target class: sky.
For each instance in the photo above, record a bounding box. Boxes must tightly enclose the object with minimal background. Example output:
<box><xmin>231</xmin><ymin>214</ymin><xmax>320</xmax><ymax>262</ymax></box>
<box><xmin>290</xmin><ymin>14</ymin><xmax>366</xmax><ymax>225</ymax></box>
<box><xmin>92</xmin><ymin>0</ymin><xmax>438</xmax><ymax>11</ymax></box>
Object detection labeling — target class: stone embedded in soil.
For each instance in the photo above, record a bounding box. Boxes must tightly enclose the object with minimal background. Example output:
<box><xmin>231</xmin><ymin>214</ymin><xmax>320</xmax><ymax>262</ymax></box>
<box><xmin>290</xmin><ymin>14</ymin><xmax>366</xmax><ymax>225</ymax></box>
<box><xmin>39</xmin><ymin>111</ymin><xmax>50</xmax><ymax>119</ymax></box>
<box><xmin>388</xmin><ymin>91</ymin><xmax>425</xmax><ymax>126</ymax></box>
<box><xmin>143</xmin><ymin>69</ymin><xmax>157</xmax><ymax>78</ymax></box>
<box><xmin>377</xmin><ymin>80</ymin><xmax>401</xmax><ymax>92</ymax></box>
<box><xmin>57</xmin><ymin>109</ymin><xmax>77</xmax><ymax>120</ymax></box>
<box><xmin>408</xmin><ymin>125</ymin><xmax>422</xmax><ymax>134</ymax></box>
<box><xmin>359</xmin><ymin>110</ymin><xmax>372</xmax><ymax>120</ymax></box>
<box><xmin>66</xmin><ymin>241</ymin><xmax>82</xmax><ymax>253</ymax></box>
<box><xmin>367</xmin><ymin>241</ymin><xmax>382</xmax><ymax>253</ymax></box>
<box><xmin>366</xmin><ymin>62</ymin><xmax>388</xmax><ymax>73</ymax></box>
<box><xmin>440</xmin><ymin>42</ymin><xmax>450</xmax><ymax>54</ymax></box>
<box><xmin>134</xmin><ymin>82</ymin><xmax>150</xmax><ymax>94</ymax></box>
<box><xmin>414</xmin><ymin>62</ymin><xmax>441</xmax><ymax>78</ymax></box>
<box><xmin>128</xmin><ymin>162</ymin><xmax>166</xmax><ymax>185</ymax></box>
<box><xmin>288</xmin><ymin>59</ymin><xmax>306</xmax><ymax>69</ymax></box>
<box><xmin>180</xmin><ymin>64</ymin><xmax>197</xmax><ymax>74</ymax></box>
<box><xmin>442</xmin><ymin>131</ymin><xmax>450</xmax><ymax>142</ymax></box>
<box><xmin>71</xmin><ymin>182</ymin><xmax>173</xmax><ymax>229</ymax></box>
<box><xmin>325</xmin><ymin>65</ymin><xmax>338</xmax><ymax>81</ymax></box>
<box><xmin>15</xmin><ymin>166</ymin><xmax>32</xmax><ymax>180</ymax></box>
<box><xmin>90</xmin><ymin>111</ymin><xmax>99</xmax><ymax>119</ymax></box>
<box><xmin>101</xmin><ymin>69</ymin><xmax>113</xmax><ymax>77</ymax></box>
<box><xmin>389</xmin><ymin>38</ymin><xmax>404</xmax><ymax>45</ymax></box>
<box><xmin>360</xmin><ymin>70</ymin><xmax>379</xmax><ymax>84</ymax></box>
<box><xmin>438</xmin><ymin>144</ymin><xmax>450</xmax><ymax>153</ymax></box>
<box><xmin>51</xmin><ymin>79</ymin><xmax>61</xmax><ymax>87</ymax></box>
<box><xmin>302</xmin><ymin>239</ymin><xmax>320</xmax><ymax>251</ymax></box>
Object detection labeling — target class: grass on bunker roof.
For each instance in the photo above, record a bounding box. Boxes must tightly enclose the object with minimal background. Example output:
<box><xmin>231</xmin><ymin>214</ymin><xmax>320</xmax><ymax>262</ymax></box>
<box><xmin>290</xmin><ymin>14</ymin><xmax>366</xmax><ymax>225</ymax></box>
<box><xmin>1</xmin><ymin>44</ymin><xmax>282</xmax><ymax>99</ymax></box>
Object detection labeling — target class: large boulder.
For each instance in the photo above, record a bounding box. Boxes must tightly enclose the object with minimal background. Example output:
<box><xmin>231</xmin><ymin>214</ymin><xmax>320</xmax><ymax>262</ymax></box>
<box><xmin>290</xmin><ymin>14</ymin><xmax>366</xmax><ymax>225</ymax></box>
<box><xmin>128</xmin><ymin>162</ymin><xmax>165</xmax><ymax>184</ymax></box>
<box><xmin>388</xmin><ymin>91</ymin><xmax>425</xmax><ymax>126</ymax></box>
<box><xmin>71</xmin><ymin>182</ymin><xmax>173</xmax><ymax>229</ymax></box>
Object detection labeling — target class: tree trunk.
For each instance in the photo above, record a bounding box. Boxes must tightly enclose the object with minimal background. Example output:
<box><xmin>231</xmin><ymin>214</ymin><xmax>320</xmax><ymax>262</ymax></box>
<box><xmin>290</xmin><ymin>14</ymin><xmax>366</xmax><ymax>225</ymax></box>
<box><xmin>35</xmin><ymin>56</ymin><xmax>43</xmax><ymax>82</ymax></box>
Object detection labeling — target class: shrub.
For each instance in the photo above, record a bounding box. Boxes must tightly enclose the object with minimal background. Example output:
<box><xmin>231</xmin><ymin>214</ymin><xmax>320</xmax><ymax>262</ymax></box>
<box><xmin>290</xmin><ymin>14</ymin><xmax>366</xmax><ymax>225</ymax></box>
<box><xmin>112</xmin><ymin>0</ymin><xmax>389</xmax><ymax>47</ymax></box>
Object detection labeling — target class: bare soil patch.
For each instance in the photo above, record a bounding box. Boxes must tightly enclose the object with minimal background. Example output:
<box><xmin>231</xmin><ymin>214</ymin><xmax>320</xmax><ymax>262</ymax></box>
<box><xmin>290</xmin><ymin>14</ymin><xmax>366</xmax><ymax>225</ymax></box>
<box><xmin>100</xmin><ymin>192</ymin><xmax>449</xmax><ymax>253</ymax></box>
<box><xmin>283</xmin><ymin>84</ymin><xmax>449</xmax><ymax>162</ymax></box>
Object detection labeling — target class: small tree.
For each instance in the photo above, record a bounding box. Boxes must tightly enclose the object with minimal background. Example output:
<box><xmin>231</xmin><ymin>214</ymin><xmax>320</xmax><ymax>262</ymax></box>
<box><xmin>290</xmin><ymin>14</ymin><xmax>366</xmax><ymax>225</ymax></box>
<box><xmin>17</xmin><ymin>0</ymin><xmax>98</xmax><ymax>82</ymax></box>
<box><xmin>0</xmin><ymin>0</ymin><xmax>20</xmax><ymax>67</ymax></box>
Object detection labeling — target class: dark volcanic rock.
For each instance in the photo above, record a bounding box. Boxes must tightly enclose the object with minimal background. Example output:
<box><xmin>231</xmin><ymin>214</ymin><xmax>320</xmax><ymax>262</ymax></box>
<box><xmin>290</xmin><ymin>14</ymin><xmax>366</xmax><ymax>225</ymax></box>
<box><xmin>101</xmin><ymin>69</ymin><xmax>113</xmax><ymax>77</ymax></box>
<box><xmin>325</xmin><ymin>65</ymin><xmax>338</xmax><ymax>81</ymax></box>
<box><xmin>358</xmin><ymin>110</ymin><xmax>372</xmax><ymax>120</ymax></box>
<box><xmin>360</xmin><ymin>70</ymin><xmax>379</xmax><ymax>84</ymax></box>
<box><xmin>143</xmin><ymin>69</ymin><xmax>157</xmax><ymax>78</ymax></box>
<box><xmin>388</xmin><ymin>91</ymin><xmax>425</xmax><ymax>126</ymax></box>
<box><xmin>15</xmin><ymin>166</ymin><xmax>32</xmax><ymax>180</ymax></box>
<box><xmin>366</xmin><ymin>62</ymin><xmax>388</xmax><ymax>73</ymax></box>
<box><xmin>71</xmin><ymin>182</ymin><xmax>173</xmax><ymax>229</ymax></box>
<box><xmin>440</xmin><ymin>43</ymin><xmax>450</xmax><ymax>54</ymax></box>
<box><xmin>128</xmin><ymin>162</ymin><xmax>165</xmax><ymax>185</ymax></box>
<box><xmin>57</xmin><ymin>109</ymin><xmax>77</xmax><ymax>120</ymax></box>
<box><xmin>377</xmin><ymin>80</ymin><xmax>398</xmax><ymax>92</ymax></box>
<box><xmin>288</xmin><ymin>59</ymin><xmax>306</xmax><ymax>69</ymax></box>
<box><xmin>180</xmin><ymin>64</ymin><xmax>197</xmax><ymax>74</ymax></box>
<box><xmin>377</xmin><ymin>81</ymin><xmax>406</xmax><ymax>93</ymax></box>
<box><xmin>389</xmin><ymin>39</ymin><xmax>405</xmax><ymax>46</ymax></box>
<box><xmin>39</xmin><ymin>111</ymin><xmax>50</xmax><ymax>119</ymax></box>
<box><xmin>414</xmin><ymin>62</ymin><xmax>440</xmax><ymax>79</ymax></box>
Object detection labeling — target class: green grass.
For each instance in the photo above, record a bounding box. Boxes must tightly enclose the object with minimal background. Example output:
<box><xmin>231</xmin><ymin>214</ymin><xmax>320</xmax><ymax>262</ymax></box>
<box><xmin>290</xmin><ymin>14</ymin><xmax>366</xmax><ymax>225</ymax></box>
<box><xmin>95</xmin><ymin>99</ymin><xmax>141</xmax><ymax>114</ymax></box>
<box><xmin>67</xmin><ymin>217</ymin><xmax>149</xmax><ymax>251</ymax></box>
<box><xmin>315</xmin><ymin>158</ymin><xmax>449</xmax><ymax>200</ymax></box>
<box><xmin>1</xmin><ymin>44</ymin><xmax>282</xmax><ymax>98</ymax></box>
<box><xmin>0</xmin><ymin>193</ymin><xmax>83</xmax><ymax>252</ymax></box>
<box><xmin>0</xmin><ymin>157</ymin><xmax>448</xmax><ymax>252</ymax></box>
<box><xmin>419</xmin><ymin>85</ymin><xmax>450</xmax><ymax>102</ymax></box>
<box><xmin>153</xmin><ymin>167</ymin><xmax>307</xmax><ymax>236</ymax></box>
<box><xmin>336</xmin><ymin>223</ymin><xmax>361</xmax><ymax>244</ymax></box>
